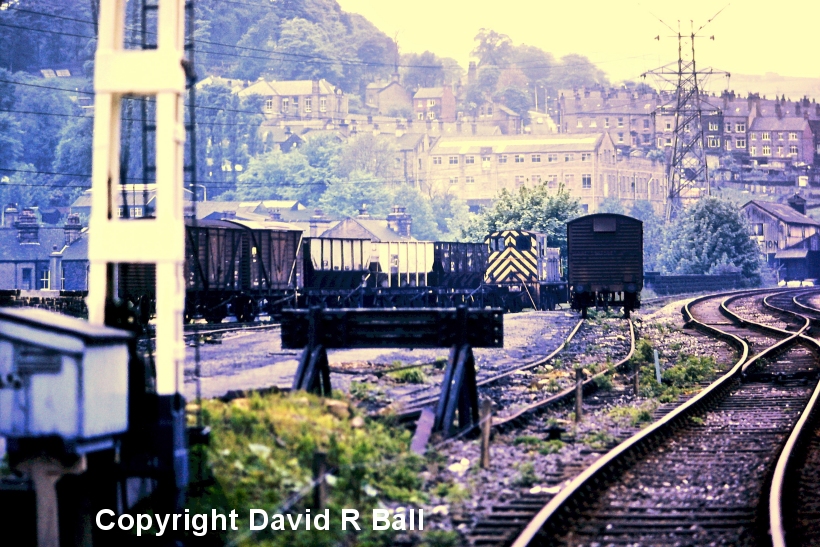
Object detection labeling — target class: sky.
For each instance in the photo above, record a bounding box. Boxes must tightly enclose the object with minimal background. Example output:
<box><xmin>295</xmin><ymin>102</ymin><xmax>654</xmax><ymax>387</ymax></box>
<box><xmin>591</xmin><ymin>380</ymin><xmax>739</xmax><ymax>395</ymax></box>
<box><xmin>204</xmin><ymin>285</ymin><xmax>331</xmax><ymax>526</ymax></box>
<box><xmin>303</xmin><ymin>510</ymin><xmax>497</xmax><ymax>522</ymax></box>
<box><xmin>336</xmin><ymin>0</ymin><xmax>820</xmax><ymax>88</ymax></box>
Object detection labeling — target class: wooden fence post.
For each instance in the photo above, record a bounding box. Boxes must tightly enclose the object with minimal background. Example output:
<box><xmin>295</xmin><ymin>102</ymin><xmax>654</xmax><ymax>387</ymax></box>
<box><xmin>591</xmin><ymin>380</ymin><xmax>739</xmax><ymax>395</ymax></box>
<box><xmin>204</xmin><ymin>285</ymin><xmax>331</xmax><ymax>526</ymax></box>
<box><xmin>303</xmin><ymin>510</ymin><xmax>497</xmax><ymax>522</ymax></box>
<box><xmin>480</xmin><ymin>399</ymin><xmax>492</xmax><ymax>469</ymax></box>
<box><xmin>575</xmin><ymin>368</ymin><xmax>584</xmax><ymax>422</ymax></box>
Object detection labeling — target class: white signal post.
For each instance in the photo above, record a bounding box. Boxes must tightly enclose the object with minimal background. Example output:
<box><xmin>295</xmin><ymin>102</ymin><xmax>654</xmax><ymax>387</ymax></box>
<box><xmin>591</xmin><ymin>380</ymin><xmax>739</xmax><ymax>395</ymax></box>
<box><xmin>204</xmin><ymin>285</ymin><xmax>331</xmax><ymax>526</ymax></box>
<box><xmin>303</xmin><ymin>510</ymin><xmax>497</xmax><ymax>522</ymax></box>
<box><xmin>88</xmin><ymin>0</ymin><xmax>186</xmax><ymax>396</ymax></box>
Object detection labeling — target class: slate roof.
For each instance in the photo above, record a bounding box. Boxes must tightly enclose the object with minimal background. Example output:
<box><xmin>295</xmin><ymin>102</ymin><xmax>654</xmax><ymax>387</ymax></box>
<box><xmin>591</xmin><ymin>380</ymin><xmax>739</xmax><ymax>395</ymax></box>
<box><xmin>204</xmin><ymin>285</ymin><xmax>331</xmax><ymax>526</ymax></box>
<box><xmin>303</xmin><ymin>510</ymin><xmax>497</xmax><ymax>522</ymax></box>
<box><xmin>430</xmin><ymin>133</ymin><xmax>607</xmax><ymax>155</ymax></box>
<box><xmin>238</xmin><ymin>79</ymin><xmax>337</xmax><ymax>98</ymax></box>
<box><xmin>319</xmin><ymin>218</ymin><xmax>410</xmax><ymax>242</ymax></box>
<box><xmin>413</xmin><ymin>87</ymin><xmax>446</xmax><ymax>99</ymax></box>
<box><xmin>0</xmin><ymin>228</ymin><xmax>74</xmax><ymax>261</ymax></box>
<box><xmin>745</xmin><ymin>200</ymin><xmax>820</xmax><ymax>226</ymax></box>
<box><xmin>749</xmin><ymin>117</ymin><xmax>810</xmax><ymax>132</ymax></box>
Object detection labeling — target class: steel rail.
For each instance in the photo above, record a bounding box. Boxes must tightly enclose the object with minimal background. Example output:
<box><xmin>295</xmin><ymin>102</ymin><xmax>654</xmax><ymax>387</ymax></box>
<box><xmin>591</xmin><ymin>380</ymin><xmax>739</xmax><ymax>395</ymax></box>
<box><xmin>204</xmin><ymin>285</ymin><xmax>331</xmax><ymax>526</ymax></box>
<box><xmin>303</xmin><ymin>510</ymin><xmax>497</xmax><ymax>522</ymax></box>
<box><xmin>509</xmin><ymin>287</ymin><xmax>808</xmax><ymax>547</ymax></box>
<box><xmin>769</xmin><ymin>291</ymin><xmax>820</xmax><ymax>547</ymax></box>
<box><xmin>396</xmin><ymin>318</ymin><xmax>586</xmax><ymax>415</ymax></box>
<box><xmin>492</xmin><ymin>319</ymin><xmax>635</xmax><ymax>431</ymax></box>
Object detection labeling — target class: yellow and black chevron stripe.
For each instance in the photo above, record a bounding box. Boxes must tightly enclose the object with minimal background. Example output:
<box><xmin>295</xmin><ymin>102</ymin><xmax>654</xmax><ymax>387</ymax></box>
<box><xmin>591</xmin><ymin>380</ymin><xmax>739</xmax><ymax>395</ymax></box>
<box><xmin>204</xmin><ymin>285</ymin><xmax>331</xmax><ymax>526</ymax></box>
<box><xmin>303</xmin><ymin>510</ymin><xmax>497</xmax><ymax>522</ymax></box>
<box><xmin>486</xmin><ymin>230</ymin><xmax>538</xmax><ymax>284</ymax></box>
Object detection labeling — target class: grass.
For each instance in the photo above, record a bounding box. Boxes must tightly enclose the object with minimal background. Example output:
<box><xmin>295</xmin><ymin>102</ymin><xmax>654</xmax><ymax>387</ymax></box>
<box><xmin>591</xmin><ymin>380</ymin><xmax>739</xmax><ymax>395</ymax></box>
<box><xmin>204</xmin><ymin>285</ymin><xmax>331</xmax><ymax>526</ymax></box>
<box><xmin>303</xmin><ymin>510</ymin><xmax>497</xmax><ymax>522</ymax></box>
<box><xmin>582</xmin><ymin>430</ymin><xmax>616</xmax><ymax>450</ymax></box>
<box><xmin>608</xmin><ymin>401</ymin><xmax>657</xmax><ymax>427</ymax></box>
<box><xmin>593</xmin><ymin>373</ymin><xmax>613</xmax><ymax>391</ymax></box>
<box><xmin>187</xmin><ymin>391</ymin><xmax>426</xmax><ymax>546</ymax></box>
<box><xmin>513</xmin><ymin>436</ymin><xmax>565</xmax><ymax>456</ymax></box>
<box><xmin>387</xmin><ymin>366</ymin><xmax>428</xmax><ymax>384</ymax></box>
<box><xmin>512</xmin><ymin>462</ymin><xmax>538</xmax><ymax>487</ymax></box>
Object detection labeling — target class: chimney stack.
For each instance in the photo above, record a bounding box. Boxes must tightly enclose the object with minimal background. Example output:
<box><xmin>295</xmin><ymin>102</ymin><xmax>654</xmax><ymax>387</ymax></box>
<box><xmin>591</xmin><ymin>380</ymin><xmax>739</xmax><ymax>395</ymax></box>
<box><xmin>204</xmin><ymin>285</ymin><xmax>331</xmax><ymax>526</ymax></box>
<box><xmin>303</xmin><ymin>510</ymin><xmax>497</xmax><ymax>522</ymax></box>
<box><xmin>356</xmin><ymin>204</ymin><xmax>371</xmax><ymax>219</ymax></box>
<box><xmin>3</xmin><ymin>203</ymin><xmax>19</xmax><ymax>227</ymax></box>
<box><xmin>386</xmin><ymin>205</ymin><xmax>412</xmax><ymax>238</ymax></box>
<box><xmin>788</xmin><ymin>194</ymin><xmax>807</xmax><ymax>215</ymax></box>
<box><xmin>269</xmin><ymin>209</ymin><xmax>282</xmax><ymax>221</ymax></box>
<box><xmin>16</xmin><ymin>207</ymin><xmax>39</xmax><ymax>244</ymax></box>
<box><xmin>309</xmin><ymin>208</ymin><xmax>326</xmax><ymax>237</ymax></box>
<box><xmin>64</xmin><ymin>213</ymin><xmax>82</xmax><ymax>245</ymax></box>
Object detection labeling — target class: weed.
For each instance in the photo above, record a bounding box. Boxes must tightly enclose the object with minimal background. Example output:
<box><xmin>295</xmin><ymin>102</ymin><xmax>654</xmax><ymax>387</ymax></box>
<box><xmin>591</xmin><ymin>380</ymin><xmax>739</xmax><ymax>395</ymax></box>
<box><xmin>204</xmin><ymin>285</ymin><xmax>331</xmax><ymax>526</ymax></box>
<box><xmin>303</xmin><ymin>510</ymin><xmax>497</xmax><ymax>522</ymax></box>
<box><xmin>388</xmin><ymin>367</ymin><xmax>427</xmax><ymax>384</ymax></box>
<box><xmin>513</xmin><ymin>462</ymin><xmax>538</xmax><ymax>487</ymax></box>
<box><xmin>513</xmin><ymin>436</ymin><xmax>542</xmax><ymax>447</ymax></box>
<box><xmin>608</xmin><ymin>402</ymin><xmax>656</xmax><ymax>427</ymax></box>
<box><xmin>593</xmin><ymin>374</ymin><xmax>613</xmax><ymax>391</ymax></box>
<box><xmin>690</xmin><ymin>416</ymin><xmax>705</xmax><ymax>425</ymax></box>
<box><xmin>583</xmin><ymin>430</ymin><xmax>616</xmax><ymax>450</ymax></box>
<box><xmin>433</xmin><ymin>356</ymin><xmax>448</xmax><ymax>370</ymax></box>
<box><xmin>538</xmin><ymin>439</ymin><xmax>564</xmax><ymax>455</ymax></box>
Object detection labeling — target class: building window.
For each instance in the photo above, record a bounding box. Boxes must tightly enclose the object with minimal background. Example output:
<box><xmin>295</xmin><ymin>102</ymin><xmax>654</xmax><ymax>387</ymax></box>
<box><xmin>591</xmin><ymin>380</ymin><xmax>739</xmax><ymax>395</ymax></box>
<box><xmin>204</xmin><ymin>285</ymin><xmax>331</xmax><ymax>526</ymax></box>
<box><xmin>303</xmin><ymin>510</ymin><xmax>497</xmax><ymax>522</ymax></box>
<box><xmin>40</xmin><ymin>270</ymin><xmax>50</xmax><ymax>290</ymax></box>
<box><xmin>320</xmin><ymin>98</ymin><xmax>327</xmax><ymax>112</ymax></box>
<box><xmin>481</xmin><ymin>155</ymin><xmax>491</xmax><ymax>163</ymax></box>
<box><xmin>762</xmin><ymin>132</ymin><xmax>770</xmax><ymax>140</ymax></box>
<box><xmin>564</xmin><ymin>173</ymin><xmax>575</xmax><ymax>184</ymax></box>
<box><xmin>564</xmin><ymin>153</ymin><xmax>574</xmax><ymax>162</ymax></box>
<box><xmin>265</xmin><ymin>99</ymin><xmax>273</xmax><ymax>113</ymax></box>
<box><xmin>547</xmin><ymin>174</ymin><xmax>558</xmax><ymax>187</ymax></box>
<box><xmin>581</xmin><ymin>153</ymin><xmax>591</xmax><ymax>162</ymax></box>
<box><xmin>617</xmin><ymin>117</ymin><xmax>624</xmax><ymax>127</ymax></box>
<box><xmin>789</xmin><ymin>132</ymin><xmax>798</xmax><ymax>141</ymax></box>
<box><xmin>790</xmin><ymin>145</ymin><xmax>798</xmax><ymax>155</ymax></box>
<box><xmin>465</xmin><ymin>155</ymin><xmax>475</xmax><ymax>164</ymax></box>
<box><xmin>465</xmin><ymin>176</ymin><xmax>475</xmax><ymax>184</ymax></box>
<box><xmin>533</xmin><ymin>175</ymin><xmax>541</xmax><ymax>183</ymax></box>
<box><xmin>427</xmin><ymin>111</ymin><xmax>436</xmax><ymax>120</ymax></box>
<box><xmin>751</xmin><ymin>146</ymin><xmax>757</xmax><ymax>155</ymax></box>
<box><xmin>763</xmin><ymin>145</ymin><xmax>771</xmax><ymax>155</ymax></box>
<box><xmin>515</xmin><ymin>175</ymin><xmax>526</xmax><ymax>186</ymax></box>
<box><xmin>778</xmin><ymin>132</ymin><xmax>784</xmax><ymax>140</ymax></box>
<box><xmin>515</xmin><ymin>154</ymin><xmax>525</xmax><ymax>163</ymax></box>
<box><xmin>428</xmin><ymin>99</ymin><xmax>436</xmax><ymax>107</ymax></box>
<box><xmin>736</xmin><ymin>123</ymin><xmax>745</xmax><ymax>132</ymax></box>
<box><xmin>709</xmin><ymin>122</ymin><xmax>718</xmax><ymax>131</ymax></box>
<box><xmin>725</xmin><ymin>123</ymin><xmax>732</xmax><ymax>133</ymax></box>
<box><xmin>449</xmin><ymin>177</ymin><xmax>458</xmax><ymax>184</ymax></box>
<box><xmin>643</xmin><ymin>134</ymin><xmax>651</xmax><ymax>143</ymax></box>
<box><xmin>576</xmin><ymin>119</ymin><xmax>583</xmax><ymax>128</ymax></box>
<box><xmin>417</xmin><ymin>113</ymin><xmax>424</xmax><ymax>120</ymax></box>
<box><xmin>708</xmin><ymin>137</ymin><xmax>719</xmax><ymax>148</ymax></box>
<box><xmin>665</xmin><ymin>121</ymin><xmax>672</xmax><ymax>131</ymax></box>
<box><xmin>449</xmin><ymin>156</ymin><xmax>458</xmax><ymax>165</ymax></box>
<box><xmin>282</xmin><ymin>98</ymin><xmax>289</xmax><ymax>112</ymax></box>
<box><xmin>433</xmin><ymin>156</ymin><xmax>442</xmax><ymax>165</ymax></box>
<box><xmin>590</xmin><ymin>120</ymin><xmax>597</xmax><ymax>128</ymax></box>
<box><xmin>499</xmin><ymin>155</ymin><xmax>507</xmax><ymax>164</ymax></box>
<box><xmin>618</xmin><ymin>133</ymin><xmax>624</xmax><ymax>143</ymax></box>
<box><xmin>531</xmin><ymin>154</ymin><xmax>541</xmax><ymax>163</ymax></box>
<box><xmin>292</xmin><ymin>97</ymin><xmax>299</xmax><ymax>109</ymax></box>
<box><xmin>547</xmin><ymin>154</ymin><xmax>558</xmax><ymax>162</ymax></box>
<box><xmin>133</xmin><ymin>207</ymin><xmax>143</xmax><ymax>218</ymax></box>
<box><xmin>751</xmin><ymin>133</ymin><xmax>757</xmax><ymax>140</ymax></box>
<box><xmin>777</xmin><ymin>146</ymin><xmax>783</xmax><ymax>156</ymax></box>
<box><xmin>21</xmin><ymin>268</ymin><xmax>32</xmax><ymax>290</ymax></box>
<box><xmin>665</xmin><ymin>137</ymin><xmax>672</xmax><ymax>146</ymax></box>
<box><xmin>643</xmin><ymin>119</ymin><xmax>650</xmax><ymax>129</ymax></box>
<box><xmin>736</xmin><ymin>138</ymin><xmax>746</xmax><ymax>148</ymax></box>
<box><xmin>604</xmin><ymin>118</ymin><xmax>610</xmax><ymax>128</ymax></box>
<box><xmin>487</xmin><ymin>106</ymin><xmax>493</xmax><ymax>116</ymax></box>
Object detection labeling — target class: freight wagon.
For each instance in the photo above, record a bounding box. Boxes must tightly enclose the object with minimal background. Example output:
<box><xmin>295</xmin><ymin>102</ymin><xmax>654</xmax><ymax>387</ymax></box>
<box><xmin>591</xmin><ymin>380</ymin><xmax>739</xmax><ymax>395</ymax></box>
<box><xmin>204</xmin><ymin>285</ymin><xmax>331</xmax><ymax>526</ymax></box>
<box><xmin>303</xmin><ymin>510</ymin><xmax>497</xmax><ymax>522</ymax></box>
<box><xmin>566</xmin><ymin>214</ymin><xmax>643</xmax><ymax>318</ymax></box>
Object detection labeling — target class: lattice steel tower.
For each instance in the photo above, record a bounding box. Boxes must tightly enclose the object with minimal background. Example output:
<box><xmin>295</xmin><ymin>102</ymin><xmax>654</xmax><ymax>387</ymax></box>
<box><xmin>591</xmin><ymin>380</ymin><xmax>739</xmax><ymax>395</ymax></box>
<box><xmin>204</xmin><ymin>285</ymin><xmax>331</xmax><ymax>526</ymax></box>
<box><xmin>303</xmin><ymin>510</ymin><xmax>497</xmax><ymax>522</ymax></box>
<box><xmin>642</xmin><ymin>10</ymin><xmax>729</xmax><ymax>220</ymax></box>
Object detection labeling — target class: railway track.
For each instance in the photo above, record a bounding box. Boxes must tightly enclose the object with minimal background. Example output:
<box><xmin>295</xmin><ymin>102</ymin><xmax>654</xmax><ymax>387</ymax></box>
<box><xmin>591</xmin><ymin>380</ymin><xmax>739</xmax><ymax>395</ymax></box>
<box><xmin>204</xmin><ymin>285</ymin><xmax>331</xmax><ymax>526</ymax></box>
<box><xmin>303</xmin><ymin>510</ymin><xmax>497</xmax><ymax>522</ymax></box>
<box><xmin>505</xmin><ymin>287</ymin><xmax>820</xmax><ymax>547</ymax></box>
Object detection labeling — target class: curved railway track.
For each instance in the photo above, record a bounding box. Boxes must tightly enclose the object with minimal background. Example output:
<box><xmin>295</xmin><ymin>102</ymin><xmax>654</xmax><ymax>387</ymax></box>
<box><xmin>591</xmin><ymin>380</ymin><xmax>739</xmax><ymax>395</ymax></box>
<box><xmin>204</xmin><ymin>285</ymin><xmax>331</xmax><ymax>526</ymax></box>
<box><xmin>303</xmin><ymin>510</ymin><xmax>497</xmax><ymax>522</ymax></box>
<box><xmin>508</xmin><ymin>287</ymin><xmax>820</xmax><ymax>547</ymax></box>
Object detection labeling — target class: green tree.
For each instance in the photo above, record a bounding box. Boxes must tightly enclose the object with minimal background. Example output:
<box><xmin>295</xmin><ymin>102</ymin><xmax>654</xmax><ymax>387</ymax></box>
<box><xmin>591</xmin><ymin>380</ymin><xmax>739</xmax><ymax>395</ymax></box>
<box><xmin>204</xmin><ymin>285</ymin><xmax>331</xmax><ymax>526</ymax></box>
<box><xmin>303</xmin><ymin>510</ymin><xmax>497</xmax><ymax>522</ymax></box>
<box><xmin>317</xmin><ymin>171</ymin><xmax>393</xmax><ymax>218</ymax></box>
<box><xmin>337</xmin><ymin>133</ymin><xmax>398</xmax><ymax>180</ymax></box>
<box><xmin>458</xmin><ymin>183</ymin><xmax>580</xmax><ymax>257</ymax></box>
<box><xmin>598</xmin><ymin>197</ymin><xmax>625</xmax><ymax>215</ymax></box>
<box><xmin>658</xmin><ymin>198</ymin><xmax>761</xmax><ymax>285</ymax></box>
<box><xmin>471</xmin><ymin>29</ymin><xmax>513</xmax><ymax>67</ymax></box>
<box><xmin>233</xmin><ymin>149</ymin><xmax>322</xmax><ymax>203</ymax></box>
<box><xmin>390</xmin><ymin>184</ymin><xmax>440</xmax><ymax>240</ymax></box>
<box><xmin>629</xmin><ymin>200</ymin><xmax>663</xmax><ymax>271</ymax></box>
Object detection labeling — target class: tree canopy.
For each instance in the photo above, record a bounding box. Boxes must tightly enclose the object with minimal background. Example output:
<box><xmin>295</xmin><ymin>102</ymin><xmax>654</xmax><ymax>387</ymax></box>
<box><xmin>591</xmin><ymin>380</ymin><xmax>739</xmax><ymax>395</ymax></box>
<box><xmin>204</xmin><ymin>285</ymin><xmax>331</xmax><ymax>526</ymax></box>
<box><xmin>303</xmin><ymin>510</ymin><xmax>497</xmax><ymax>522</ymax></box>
<box><xmin>658</xmin><ymin>198</ymin><xmax>761</xmax><ymax>285</ymax></box>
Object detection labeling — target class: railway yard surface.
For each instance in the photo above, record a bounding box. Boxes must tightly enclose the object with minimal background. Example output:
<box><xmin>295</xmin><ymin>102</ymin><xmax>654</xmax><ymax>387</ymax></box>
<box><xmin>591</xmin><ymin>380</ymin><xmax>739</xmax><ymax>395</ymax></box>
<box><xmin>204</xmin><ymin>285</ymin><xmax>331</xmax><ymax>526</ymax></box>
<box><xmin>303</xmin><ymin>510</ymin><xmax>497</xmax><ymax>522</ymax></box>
<box><xmin>180</xmin><ymin>292</ymin><xmax>771</xmax><ymax>546</ymax></box>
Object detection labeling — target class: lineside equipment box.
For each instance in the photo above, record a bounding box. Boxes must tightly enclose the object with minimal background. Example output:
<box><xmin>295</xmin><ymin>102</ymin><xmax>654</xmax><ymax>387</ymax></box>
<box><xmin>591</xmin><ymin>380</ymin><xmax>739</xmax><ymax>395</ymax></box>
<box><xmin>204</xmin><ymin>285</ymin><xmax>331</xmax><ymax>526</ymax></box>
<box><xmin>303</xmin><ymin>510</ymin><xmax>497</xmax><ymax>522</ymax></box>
<box><xmin>0</xmin><ymin>308</ymin><xmax>132</xmax><ymax>450</ymax></box>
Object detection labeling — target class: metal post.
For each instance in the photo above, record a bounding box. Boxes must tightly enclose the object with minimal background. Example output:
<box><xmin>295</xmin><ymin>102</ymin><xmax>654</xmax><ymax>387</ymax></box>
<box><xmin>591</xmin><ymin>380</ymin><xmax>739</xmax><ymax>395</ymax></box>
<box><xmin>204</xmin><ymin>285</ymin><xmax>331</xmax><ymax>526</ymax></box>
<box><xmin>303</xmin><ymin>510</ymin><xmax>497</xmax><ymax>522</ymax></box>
<box><xmin>312</xmin><ymin>451</ymin><xmax>327</xmax><ymax>510</ymax></box>
<box><xmin>575</xmin><ymin>368</ymin><xmax>584</xmax><ymax>422</ymax></box>
<box><xmin>634</xmin><ymin>360</ymin><xmax>640</xmax><ymax>398</ymax></box>
<box><xmin>480</xmin><ymin>399</ymin><xmax>492</xmax><ymax>469</ymax></box>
